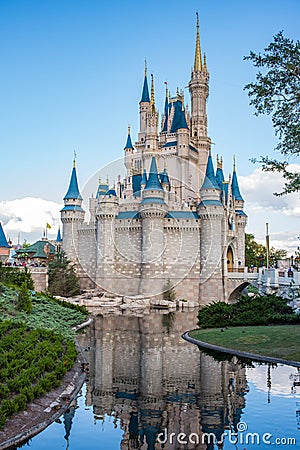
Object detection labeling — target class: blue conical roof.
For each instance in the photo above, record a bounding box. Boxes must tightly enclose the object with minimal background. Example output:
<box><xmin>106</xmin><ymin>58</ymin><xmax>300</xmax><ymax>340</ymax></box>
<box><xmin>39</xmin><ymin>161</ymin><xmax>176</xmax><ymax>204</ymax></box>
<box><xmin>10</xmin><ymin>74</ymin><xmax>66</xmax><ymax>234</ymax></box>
<box><xmin>161</xmin><ymin>168</ymin><xmax>170</xmax><ymax>185</ymax></box>
<box><xmin>216</xmin><ymin>167</ymin><xmax>225</xmax><ymax>189</ymax></box>
<box><xmin>170</xmin><ymin>100</ymin><xmax>188</xmax><ymax>132</ymax></box>
<box><xmin>141</xmin><ymin>169</ymin><xmax>147</xmax><ymax>186</ymax></box>
<box><xmin>162</xmin><ymin>95</ymin><xmax>169</xmax><ymax>132</ymax></box>
<box><xmin>201</xmin><ymin>154</ymin><xmax>220</xmax><ymax>190</ymax></box>
<box><xmin>56</xmin><ymin>228</ymin><xmax>62</xmax><ymax>242</ymax></box>
<box><xmin>232</xmin><ymin>170</ymin><xmax>244</xmax><ymax>201</ymax></box>
<box><xmin>124</xmin><ymin>131</ymin><xmax>134</xmax><ymax>150</ymax></box>
<box><xmin>144</xmin><ymin>157</ymin><xmax>163</xmax><ymax>191</ymax></box>
<box><xmin>0</xmin><ymin>222</ymin><xmax>9</xmax><ymax>248</ymax></box>
<box><xmin>140</xmin><ymin>75</ymin><xmax>150</xmax><ymax>103</ymax></box>
<box><xmin>64</xmin><ymin>164</ymin><xmax>82</xmax><ymax>200</ymax></box>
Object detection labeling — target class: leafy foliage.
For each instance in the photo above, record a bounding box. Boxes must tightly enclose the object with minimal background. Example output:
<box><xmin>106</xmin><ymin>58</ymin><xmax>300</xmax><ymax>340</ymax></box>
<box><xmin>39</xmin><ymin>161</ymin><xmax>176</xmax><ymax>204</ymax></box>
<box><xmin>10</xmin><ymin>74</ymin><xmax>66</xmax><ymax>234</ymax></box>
<box><xmin>0</xmin><ymin>320</ymin><xmax>77</xmax><ymax>430</ymax></box>
<box><xmin>244</xmin><ymin>31</ymin><xmax>300</xmax><ymax>195</ymax></box>
<box><xmin>0</xmin><ymin>265</ymin><xmax>34</xmax><ymax>290</ymax></box>
<box><xmin>48</xmin><ymin>251</ymin><xmax>80</xmax><ymax>297</ymax></box>
<box><xmin>198</xmin><ymin>294</ymin><xmax>300</xmax><ymax>328</ymax></box>
<box><xmin>245</xmin><ymin>233</ymin><xmax>287</xmax><ymax>267</ymax></box>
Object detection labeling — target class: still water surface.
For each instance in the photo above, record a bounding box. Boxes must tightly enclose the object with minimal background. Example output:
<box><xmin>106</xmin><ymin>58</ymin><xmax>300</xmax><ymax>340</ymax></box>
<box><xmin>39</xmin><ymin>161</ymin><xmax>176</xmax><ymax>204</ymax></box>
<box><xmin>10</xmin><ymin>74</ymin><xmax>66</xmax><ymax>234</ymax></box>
<box><xmin>20</xmin><ymin>310</ymin><xmax>300</xmax><ymax>449</ymax></box>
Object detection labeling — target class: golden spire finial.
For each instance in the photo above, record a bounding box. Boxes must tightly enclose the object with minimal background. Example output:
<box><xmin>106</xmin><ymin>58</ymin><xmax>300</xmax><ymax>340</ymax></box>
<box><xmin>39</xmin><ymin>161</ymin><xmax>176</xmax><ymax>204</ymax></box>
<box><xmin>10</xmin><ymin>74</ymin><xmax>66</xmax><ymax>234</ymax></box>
<box><xmin>233</xmin><ymin>155</ymin><xmax>236</xmax><ymax>172</ymax></box>
<box><xmin>150</xmin><ymin>73</ymin><xmax>155</xmax><ymax>111</ymax></box>
<box><xmin>73</xmin><ymin>150</ymin><xmax>77</xmax><ymax>168</ymax></box>
<box><xmin>203</xmin><ymin>52</ymin><xmax>208</xmax><ymax>73</ymax></box>
<box><xmin>144</xmin><ymin>59</ymin><xmax>147</xmax><ymax>77</ymax></box>
<box><xmin>194</xmin><ymin>12</ymin><xmax>202</xmax><ymax>72</ymax></box>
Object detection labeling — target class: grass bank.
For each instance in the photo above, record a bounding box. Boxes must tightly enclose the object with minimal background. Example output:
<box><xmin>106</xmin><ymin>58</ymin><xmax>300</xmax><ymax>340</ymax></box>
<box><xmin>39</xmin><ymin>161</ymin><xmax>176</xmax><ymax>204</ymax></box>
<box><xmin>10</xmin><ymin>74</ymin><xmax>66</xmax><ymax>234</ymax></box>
<box><xmin>190</xmin><ymin>325</ymin><xmax>300</xmax><ymax>362</ymax></box>
<box><xmin>0</xmin><ymin>283</ymin><xmax>89</xmax><ymax>430</ymax></box>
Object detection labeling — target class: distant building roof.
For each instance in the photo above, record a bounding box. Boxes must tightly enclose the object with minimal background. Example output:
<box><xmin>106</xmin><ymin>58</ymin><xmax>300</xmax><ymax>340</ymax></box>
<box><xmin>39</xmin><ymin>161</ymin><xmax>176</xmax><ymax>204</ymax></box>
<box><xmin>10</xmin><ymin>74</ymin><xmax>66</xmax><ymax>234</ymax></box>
<box><xmin>0</xmin><ymin>223</ymin><xmax>9</xmax><ymax>248</ymax></box>
<box><xmin>16</xmin><ymin>240</ymin><xmax>55</xmax><ymax>259</ymax></box>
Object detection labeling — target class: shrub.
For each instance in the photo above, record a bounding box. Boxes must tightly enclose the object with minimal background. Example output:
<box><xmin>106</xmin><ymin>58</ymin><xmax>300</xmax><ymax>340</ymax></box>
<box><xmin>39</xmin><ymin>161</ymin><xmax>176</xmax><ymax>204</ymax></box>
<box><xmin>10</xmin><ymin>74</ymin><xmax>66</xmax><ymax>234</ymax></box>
<box><xmin>17</xmin><ymin>282</ymin><xmax>32</xmax><ymax>314</ymax></box>
<box><xmin>198</xmin><ymin>294</ymin><xmax>300</xmax><ymax>328</ymax></box>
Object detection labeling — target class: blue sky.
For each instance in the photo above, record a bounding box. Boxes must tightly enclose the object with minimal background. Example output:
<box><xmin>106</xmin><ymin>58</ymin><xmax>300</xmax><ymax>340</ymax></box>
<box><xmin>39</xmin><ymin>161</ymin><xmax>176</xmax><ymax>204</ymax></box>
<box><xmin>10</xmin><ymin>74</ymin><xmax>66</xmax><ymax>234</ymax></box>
<box><xmin>0</xmin><ymin>0</ymin><xmax>299</xmax><ymax>252</ymax></box>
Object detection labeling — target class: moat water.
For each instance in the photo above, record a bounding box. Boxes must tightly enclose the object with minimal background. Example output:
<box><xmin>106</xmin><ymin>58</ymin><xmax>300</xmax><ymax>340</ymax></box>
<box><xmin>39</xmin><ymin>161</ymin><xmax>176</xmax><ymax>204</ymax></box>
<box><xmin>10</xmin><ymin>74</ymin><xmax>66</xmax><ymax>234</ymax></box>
<box><xmin>19</xmin><ymin>310</ymin><xmax>299</xmax><ymax>449</ymax></box>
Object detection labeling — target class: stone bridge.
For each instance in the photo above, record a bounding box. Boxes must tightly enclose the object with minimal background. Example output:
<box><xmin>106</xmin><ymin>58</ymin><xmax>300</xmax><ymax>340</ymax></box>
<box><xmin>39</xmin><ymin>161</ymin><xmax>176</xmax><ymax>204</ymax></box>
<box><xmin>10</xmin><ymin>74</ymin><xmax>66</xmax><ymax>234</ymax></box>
<box><xmin>227</xmin><ymin>267</ymin><xmax>300</xmax><ymax>304</ymax></box>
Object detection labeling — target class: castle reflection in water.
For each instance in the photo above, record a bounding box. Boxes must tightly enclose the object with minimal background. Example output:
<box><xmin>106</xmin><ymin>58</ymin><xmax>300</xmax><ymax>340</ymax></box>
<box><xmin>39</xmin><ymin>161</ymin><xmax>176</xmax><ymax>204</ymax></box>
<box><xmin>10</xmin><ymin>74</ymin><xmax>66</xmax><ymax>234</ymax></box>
<box><xmin>77</xmin><ymin>310</ymin><xmax>247</xmax><ymax>449</ymax></box>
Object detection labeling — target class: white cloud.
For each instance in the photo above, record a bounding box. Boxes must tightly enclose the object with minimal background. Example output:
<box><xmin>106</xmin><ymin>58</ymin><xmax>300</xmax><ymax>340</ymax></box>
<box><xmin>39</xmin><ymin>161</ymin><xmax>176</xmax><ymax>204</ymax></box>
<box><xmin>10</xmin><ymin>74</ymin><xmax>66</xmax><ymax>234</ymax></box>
<box><xmin>0</xmin><ymin>197</ymin><xmax>62</xmax><ymax>241</ymax></box>
<box><xmin>239</xmin><ymin>166</ymin><xmax>300</xmax><ymax>217</ymax></box>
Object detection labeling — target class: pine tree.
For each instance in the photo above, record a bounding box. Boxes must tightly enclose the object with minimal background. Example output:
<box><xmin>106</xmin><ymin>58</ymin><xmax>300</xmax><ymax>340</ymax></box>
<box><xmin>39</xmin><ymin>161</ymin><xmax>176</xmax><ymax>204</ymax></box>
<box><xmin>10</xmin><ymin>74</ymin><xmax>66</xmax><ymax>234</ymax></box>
<box><xmin>163</xmin><ymin>279</ymin><xmax>176</xmax><ymax>302</ymax></box>
<box><xmin>17</xmin><ymin>282</ymin><xmax>32</xmax><ymax>313</ymax></box>
<box><xmin>48</xmin><ymin>251</ymin><xmax>80</xmax><ymax>297</ymax></box>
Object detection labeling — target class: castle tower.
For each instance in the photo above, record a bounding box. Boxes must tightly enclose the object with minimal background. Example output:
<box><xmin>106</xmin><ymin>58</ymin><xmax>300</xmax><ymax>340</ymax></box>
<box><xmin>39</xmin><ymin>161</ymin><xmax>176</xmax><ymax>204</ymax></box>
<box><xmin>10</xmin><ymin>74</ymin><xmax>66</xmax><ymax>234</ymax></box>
<box><xmin>124</xmin><ymin>125</ymin><xmax>134</xmax><ymax>172</ymax></box>
<box><xmin>61</xmin><ymin>159</ymin><xmax>85</xmax><ymax>263</ymax></box>
<box><xmin>188</xmin><ymin>13</ymin><xmax>210</xmax><ymax>171</ymax></box>
<box><xmin>55</xmin><ymin>227</ymin><xmax>62</xmax><ymax>253</ymax></box>
<box><xmin>144</xmin><ymin>74</ymin><xmax>159</xmax><ymax>154</ymax></box>
<box><xmin>139</xmin><ymin>156</ymin><xmax>168</xmax><ymax>296</ymax></box>
<box><xmin>231</xmin><ymin>157</ymin><xmax>247</xmax><ymax>267</ymax></box>
<box><xmin>137</xmin><ymin>61</ymin><xmax>150</xmax><ymax>146</ymax></box>
<box><xmin>95</xmin><ymin>187</ymin><xmax>119</xmax><ymax>290</ymax></box>
<box><xmin>197</xmin><ymin>153</ymin><xmax>225</xmax><ymax>303</ymax></box>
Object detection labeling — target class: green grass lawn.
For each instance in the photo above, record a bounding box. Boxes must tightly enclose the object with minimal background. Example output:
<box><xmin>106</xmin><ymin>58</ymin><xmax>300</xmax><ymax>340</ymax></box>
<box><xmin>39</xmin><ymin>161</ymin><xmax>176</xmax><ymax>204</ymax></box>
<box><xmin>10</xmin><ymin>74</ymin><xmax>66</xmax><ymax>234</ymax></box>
<box><xmin>190</xmin><ymin>325</ymin><xmax>300</xmax><ymax>362</ymax></box>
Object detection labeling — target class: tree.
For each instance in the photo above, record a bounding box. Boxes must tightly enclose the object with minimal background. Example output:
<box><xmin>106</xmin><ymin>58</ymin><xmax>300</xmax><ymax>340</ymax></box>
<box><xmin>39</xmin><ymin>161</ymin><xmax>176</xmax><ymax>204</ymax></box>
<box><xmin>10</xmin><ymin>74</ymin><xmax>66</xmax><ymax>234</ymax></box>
<box><xmin>17</xmin><ymin>282</ymin><xmax>32</xmax><ymax>313</ymax></box>
<box><xmin>48</xmin><ymin>251</ymin><xmax>80</xmax><ymax>297</ymax></box>
<box><xmin>244</xmin><ymin>31</ymin><xmax>300</xmax><ymax>195</ymax></box>
<box><xmin>245</xmin><ymin>233</ymin><xmax>287</xmax><ymax>267</ymax></box>
<box><xmin>162</xmin><ymin>279</ymin><xmax>176</xmax><ymax>302</ymax></box>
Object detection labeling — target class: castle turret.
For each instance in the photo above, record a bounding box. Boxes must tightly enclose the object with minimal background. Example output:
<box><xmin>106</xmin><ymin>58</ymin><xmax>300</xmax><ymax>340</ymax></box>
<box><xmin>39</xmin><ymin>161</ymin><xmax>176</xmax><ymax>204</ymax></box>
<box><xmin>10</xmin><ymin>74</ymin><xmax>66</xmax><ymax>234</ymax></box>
<box><xmin>197</xmin><ymin>153</ymin><xmax>225</xmax><ymax>303</ymax></box>
<box><xmin>188</xmin><ymin>13</ymin><xmax>210</xmax><ymax>171</ymax></box>
<box><xmin>124</xmin><ymin>125</ymin><xmax>134</xmax><ymax>173</ymax></box>
<box><xmin>231</xmin><ymin>157</ymin><xmax>247</xmax><ymax>267</ymax></box>
<box><xmin>55</xmin><ymin>227</ymin><xmax>62</xmax><ymax>253</ymax></box>
<box><xmin>61</xmin><ymin>159</ymin><xmax>85</xmax><ymax>262</ymax></box>
<box><xmin>95</xmin><ymin>188</ymin><xmax>119</xmax><ymax>288</ymax></box>
<box><xmin>139</xmin><ymin>157</ymin><xmax>168</xmax><ymax>296</ymax></box>
<box><xmin>144</xmin><ymin>74</ymin><xmax>159</xmax><ymax>153</ymax></box>
<box><xmin>138</xmin><ymin>61</ymin><xmax>150</xmax><ymax>144</ymax></box>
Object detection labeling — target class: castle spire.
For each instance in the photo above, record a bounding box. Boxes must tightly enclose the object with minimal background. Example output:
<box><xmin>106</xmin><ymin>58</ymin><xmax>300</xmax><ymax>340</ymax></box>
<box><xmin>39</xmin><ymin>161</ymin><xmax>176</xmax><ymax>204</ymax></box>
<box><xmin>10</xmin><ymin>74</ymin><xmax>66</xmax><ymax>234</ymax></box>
<box><xmin>194</xmin><ymin>12</ymin><xmax>202</xmax><ymax>72</ymax></box>
<box><xmin>124</xmin><ymin>124</ymin><xmax>134</xmax><ymax>150</ymax></box>
<box><xmin>144</xmin><ymin>157</ymin><xmax>163</xmax><ymax>191</ymax></box>
<box><xmin>162</xmin><ymin>82</ymin><xmax>169</xmax><ymax>132</ymax></box>
<box><xmin>231</xmin><ymin>156</ymin><xmax>244</xmax><ymax>201</ymax></box>
<box><xmin>150</xmin><ymin>73</ymin><xmax>155</xmax><ymax>112</ymax></box>
<box><xmin>140</xmin><ymin>60</ymin><xmax>150</xmax><ymax>103</ymax></box>
<box><xmin>64</xmin><ymin>159</ymin><xmax>82</xmax><ymax>200</ymax></box>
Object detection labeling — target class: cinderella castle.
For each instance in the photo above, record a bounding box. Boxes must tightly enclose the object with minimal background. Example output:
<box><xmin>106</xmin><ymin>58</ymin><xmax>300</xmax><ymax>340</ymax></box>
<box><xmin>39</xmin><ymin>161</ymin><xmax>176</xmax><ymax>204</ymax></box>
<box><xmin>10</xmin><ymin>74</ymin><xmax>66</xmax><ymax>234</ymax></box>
<box><xmin>61</xmin><ymin>15</ymin><xmax>247</xmax><ymax>305</ymax></box>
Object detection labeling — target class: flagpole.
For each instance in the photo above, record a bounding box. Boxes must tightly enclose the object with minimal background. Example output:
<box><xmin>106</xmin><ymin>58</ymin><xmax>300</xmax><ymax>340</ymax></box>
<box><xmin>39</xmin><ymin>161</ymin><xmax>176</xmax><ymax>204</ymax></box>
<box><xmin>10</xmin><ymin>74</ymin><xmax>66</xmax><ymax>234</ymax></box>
<box><xmin>266</xmin><ymin>223</ymin><xmax>270</xmax><ymax>269</ymax></box>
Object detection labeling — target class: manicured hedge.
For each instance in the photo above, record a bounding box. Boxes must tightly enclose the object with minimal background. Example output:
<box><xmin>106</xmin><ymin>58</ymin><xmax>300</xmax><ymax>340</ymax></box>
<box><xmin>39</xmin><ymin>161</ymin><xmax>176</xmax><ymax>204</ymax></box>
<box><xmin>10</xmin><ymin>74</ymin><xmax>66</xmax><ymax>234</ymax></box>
<box><xmin>198</xmin><ymin>294</ymin><xmax>300</xmax><ymax>328</ymax></box>
<box><xmin>0</xmin><ymin>320</ymin><xmax>77</xmax><ymax>430</ymax></box>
